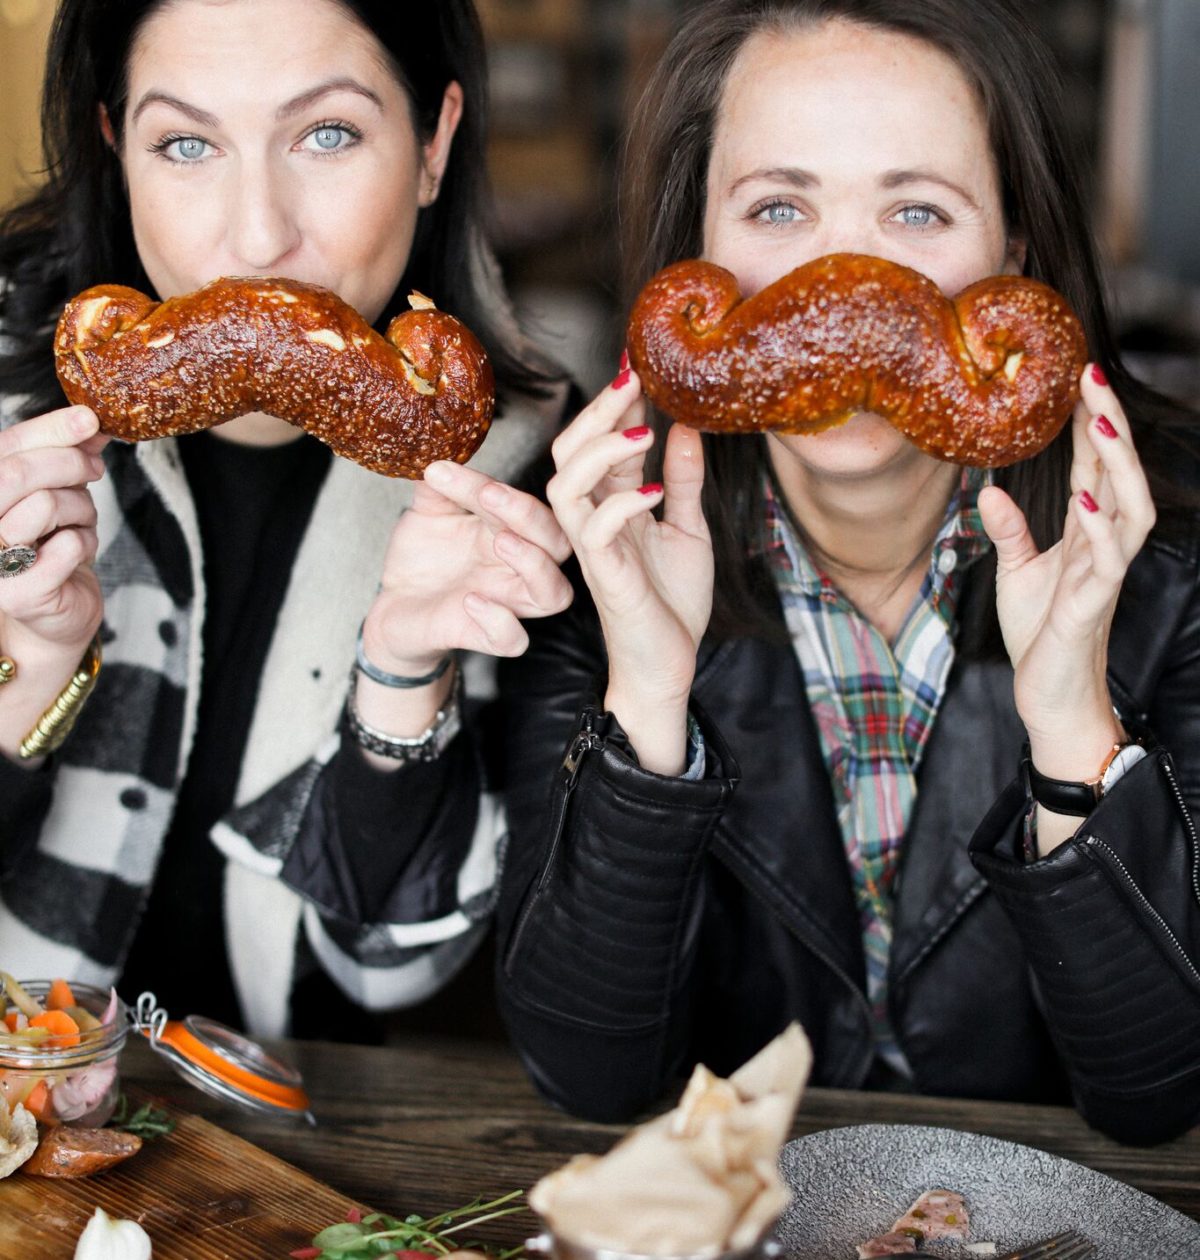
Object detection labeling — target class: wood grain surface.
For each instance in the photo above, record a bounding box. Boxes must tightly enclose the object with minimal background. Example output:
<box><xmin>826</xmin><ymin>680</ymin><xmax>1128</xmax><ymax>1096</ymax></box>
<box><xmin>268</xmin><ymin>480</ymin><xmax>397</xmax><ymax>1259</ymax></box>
<box><xmin>126</xmin><ymin>1035</ymin><xmax>1200</xmax><ymax>1242</ymax></box>
<box><xmin>0</xmin><ymin>1094</ymin><xmax>363</xmax><ymax>1259</ymax></box>
<box><xmin>6</xmin><ymin>1032</ymin><xmax>1196</xmax><ymax>1257</ymax></box>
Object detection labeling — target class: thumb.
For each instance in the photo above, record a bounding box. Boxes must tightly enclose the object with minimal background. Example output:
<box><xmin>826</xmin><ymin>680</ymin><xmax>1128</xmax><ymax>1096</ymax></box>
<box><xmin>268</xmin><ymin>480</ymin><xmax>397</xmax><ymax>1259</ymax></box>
<box><xmin>978</xmin><ymin>484</ymin><xmax>1039</xmax><ymax>574</ymax></box>
<box><xmin>661</xmin><ymin>423</ymin><xmax>707</xmax><ymax>539</ymax></box>
<box><xmin>412</xmin><ymin>469</ymin><xmax>467</xmax><ymax>516</ymax></box>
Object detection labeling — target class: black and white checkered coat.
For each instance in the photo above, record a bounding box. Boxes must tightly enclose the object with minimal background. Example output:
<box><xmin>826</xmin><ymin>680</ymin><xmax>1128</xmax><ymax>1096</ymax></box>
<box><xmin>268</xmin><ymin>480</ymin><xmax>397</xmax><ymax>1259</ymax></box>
<box><xmin>0</xmin><ymin>395</ymin><xmax>555</xmax><ymax>1036</ymax></box>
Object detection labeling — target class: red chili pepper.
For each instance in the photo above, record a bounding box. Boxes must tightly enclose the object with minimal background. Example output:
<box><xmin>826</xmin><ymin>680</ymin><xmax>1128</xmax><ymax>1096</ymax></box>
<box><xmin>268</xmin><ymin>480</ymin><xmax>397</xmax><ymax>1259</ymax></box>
<box><xmin>345</xmin><ymin>1208</ymin><xmax>363</xmax><ymax>1223</ymax></box>
<box><xmin>289</xmin><ymin>1249</ymin><xmax>322</xmax><ymax>1259</ymax></box>
<box><xmin>393</xmin><ymin>1250</ymin><xmax>435</xmax><ymax>1260</ymax></box>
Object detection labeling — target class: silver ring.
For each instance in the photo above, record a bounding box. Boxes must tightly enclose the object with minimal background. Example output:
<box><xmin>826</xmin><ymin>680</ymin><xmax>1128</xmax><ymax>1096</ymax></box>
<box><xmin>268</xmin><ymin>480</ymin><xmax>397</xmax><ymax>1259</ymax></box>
<box><xmin>0</xmin><ymin>536</ymin><xmax>38</xmax><ymax>578</ymax></box>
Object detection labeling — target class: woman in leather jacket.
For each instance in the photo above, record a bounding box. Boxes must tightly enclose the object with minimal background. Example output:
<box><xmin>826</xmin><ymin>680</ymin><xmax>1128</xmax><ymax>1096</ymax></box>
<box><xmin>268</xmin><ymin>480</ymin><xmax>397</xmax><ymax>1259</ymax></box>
<box><xmin>491</xmin><ymin>0</ymin><xmax>1200</xmax><ymax>1144</ymax></box>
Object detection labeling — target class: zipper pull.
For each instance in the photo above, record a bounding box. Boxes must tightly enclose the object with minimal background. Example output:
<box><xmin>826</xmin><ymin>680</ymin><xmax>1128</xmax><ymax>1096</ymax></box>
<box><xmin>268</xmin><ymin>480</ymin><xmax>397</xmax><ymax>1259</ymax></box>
<box><xmin>561</xmin><ymin>711</ymin><xmax>601</xmax><ymax>787</ymax></box>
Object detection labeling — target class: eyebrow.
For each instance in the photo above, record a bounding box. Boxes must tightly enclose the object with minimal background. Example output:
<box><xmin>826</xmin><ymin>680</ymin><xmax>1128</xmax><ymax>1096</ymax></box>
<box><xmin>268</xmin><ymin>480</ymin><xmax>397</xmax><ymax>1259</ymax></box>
<box><xmin>728</xmin><ymin>167</ymin><xmax>819</xmax><ymax>196</ymax></box>
<box><xmin>130</xmin><ymin>77</ymin><xmax>383</xmax><ymax>129</ymax></box>
<box><xmin>880</xmin><ymin>168</ymin><xmax>981</xmax><ymax>210</ymax></box>
<box><xmin>274</xmin><ymin>78</ymin><xmax>384</xmax><ymax>121</ymax></box>
<box><xmin>726</xmin><ymin>165</ymin><xmax>982</xmax><ymax>209</ymax></box>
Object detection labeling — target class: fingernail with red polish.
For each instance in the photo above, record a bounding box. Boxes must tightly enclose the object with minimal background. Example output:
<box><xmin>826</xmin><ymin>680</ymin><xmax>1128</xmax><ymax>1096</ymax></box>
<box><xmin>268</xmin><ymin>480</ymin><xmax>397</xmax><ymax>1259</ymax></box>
<box><xmin>619</xmin><ymin>348</ymin><xmax>630</xmax><ymax>372</ymax></box>
<box><xmin>1090</xmin><ymin>364</ymin><xmax>1108</xmax><ymax>387</ymax></box>
<box><xmin>623</xmin><ymin>425</ymin><xmax>651</xmax><ymax>441</ymax></box>
<box><xmin>638</xmin><ymin>482</ymin><xmax>663</xmax><ymax>496</ymax></box>
<box><xmin>1079</xmin><ymin>490</ymin><xmax>1099</xmax><ymax>513</ymax></box>
<box><xmin>1095</xmin><ymin>415</ymin><xmax>1118</xmax><ymax>439</ymax></box>
<box><xmin>612</xmin><ymin>367</ymin><xmax>632</xmax><ymax>390</ymax></box>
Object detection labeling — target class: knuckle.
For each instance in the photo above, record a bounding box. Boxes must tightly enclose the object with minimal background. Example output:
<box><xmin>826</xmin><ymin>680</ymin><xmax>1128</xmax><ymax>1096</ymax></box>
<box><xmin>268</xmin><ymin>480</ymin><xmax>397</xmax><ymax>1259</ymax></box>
<box><xmin>0</xmin><ymin>454</ymin><xmax>28</xmax><ymax>502</ymax></box>
<box><xmin>25</xmin><ymin>487</ymin><xmax>56</xmax><ymax>527</ymax></box>
<box><xmin>550</xmin><ymin>583</ymin><xmax>574</xmax><ymax>614</ymax></box>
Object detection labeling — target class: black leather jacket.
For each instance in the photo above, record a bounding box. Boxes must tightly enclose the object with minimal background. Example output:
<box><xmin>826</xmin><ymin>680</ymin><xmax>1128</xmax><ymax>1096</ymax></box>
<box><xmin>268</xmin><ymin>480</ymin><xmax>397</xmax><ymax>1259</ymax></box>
<box><xmin>491</xmin><ymin>530</ymin><xmax>1200</xmax><ymax>1145</ymax></box>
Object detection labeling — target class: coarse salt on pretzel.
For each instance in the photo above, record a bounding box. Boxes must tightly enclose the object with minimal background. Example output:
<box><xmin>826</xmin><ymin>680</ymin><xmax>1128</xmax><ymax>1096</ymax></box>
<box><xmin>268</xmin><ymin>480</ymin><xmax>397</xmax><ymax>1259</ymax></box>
<box><xmin>54</xmin><ymin>276</ymin><xmax>495</xmax><ymax>478</ymax></box>
<box><xmin>627</xmin><ymin>254</ymin><xmax>1088</xmax><ymax>468</ymax></box>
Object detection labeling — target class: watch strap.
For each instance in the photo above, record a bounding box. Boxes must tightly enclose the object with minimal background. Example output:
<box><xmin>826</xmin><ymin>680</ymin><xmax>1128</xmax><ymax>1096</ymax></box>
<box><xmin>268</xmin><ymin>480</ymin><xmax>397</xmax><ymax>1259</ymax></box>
<box><xmin>1023</xmin><ymin>738</ymin><xmax>1146</xmax><ymax>817</ymax></box>
<box><xmin>345</xmin><ymin>667</ymin><xmax>462</xmax><ymax>764</ymax></box>
<box><xmin>1023</xmin><ymin>756</ymin><xmax>1098</xmax><ymax>817</ymax></box>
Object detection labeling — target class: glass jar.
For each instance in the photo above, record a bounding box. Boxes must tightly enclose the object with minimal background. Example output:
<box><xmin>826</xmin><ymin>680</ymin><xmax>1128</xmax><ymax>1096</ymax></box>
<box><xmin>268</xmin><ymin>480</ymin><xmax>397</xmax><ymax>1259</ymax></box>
<box><xmin>0</xmin><ymin>981</ymin><xmax>128</xmax><ymax>1127</ymax></box>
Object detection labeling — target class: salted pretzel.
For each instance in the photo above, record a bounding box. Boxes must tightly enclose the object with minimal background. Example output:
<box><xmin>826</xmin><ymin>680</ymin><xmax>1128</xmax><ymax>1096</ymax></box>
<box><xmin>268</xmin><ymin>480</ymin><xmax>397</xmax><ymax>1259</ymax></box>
<box><xmin>626</xmin><ymin>254</ymin><xmax>1088</xmax><ymax>467</ymax></box>
<box><xmin>54</xmin><ymin>276</ymin><xmax>495</xmax><ymax>478</ymax></box>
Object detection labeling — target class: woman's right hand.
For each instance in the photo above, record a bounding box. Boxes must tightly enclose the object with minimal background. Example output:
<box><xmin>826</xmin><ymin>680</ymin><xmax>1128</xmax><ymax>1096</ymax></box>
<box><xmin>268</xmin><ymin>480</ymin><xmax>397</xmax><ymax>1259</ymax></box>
<box><xmin>546</xmin><ymin>364</ymin><xmax>713</xmax><ymax>775</ymax></box>
<box><xmin>0</xmin><ymin>405</ymin><xmax>108</xmax><ymax>653</ymax></box>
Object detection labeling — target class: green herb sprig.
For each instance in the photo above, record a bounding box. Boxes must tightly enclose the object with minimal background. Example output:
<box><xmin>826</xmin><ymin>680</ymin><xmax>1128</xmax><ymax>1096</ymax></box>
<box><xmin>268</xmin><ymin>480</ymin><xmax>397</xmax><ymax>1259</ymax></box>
<box><xmin>291</xmin><ymin>1191</ymin><xmax>528</xmax><ymax>1260</ymax></box>
<box><xmin>107</xmin><ymin>1094</ymin><xmax>177</xmax><ymax>1140</ymax></box>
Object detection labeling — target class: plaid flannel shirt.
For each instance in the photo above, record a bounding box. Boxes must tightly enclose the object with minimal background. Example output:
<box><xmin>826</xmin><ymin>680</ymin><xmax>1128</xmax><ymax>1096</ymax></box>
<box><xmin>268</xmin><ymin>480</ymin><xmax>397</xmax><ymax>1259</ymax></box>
<box><xmin>764</xmin><ymin>469</ymin><xmax>991</xmax><ymax>1076</ymax></box>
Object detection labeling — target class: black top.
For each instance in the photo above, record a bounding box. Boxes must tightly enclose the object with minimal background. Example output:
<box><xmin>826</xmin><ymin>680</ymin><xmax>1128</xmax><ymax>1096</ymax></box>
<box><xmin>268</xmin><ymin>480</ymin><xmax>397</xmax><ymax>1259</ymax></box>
<box><xmin>119</xmin><ymin>430</ymin><xmax>332</xmax><ymax>1027</ymax></box>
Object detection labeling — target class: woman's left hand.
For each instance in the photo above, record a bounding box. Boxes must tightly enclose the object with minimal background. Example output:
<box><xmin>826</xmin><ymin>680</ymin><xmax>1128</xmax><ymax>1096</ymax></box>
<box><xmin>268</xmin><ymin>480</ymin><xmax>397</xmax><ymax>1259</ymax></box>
<box><xmin>978</xmin><ymin>364</ymin><xmax>1156</xmax><ymax>787</ymax></box>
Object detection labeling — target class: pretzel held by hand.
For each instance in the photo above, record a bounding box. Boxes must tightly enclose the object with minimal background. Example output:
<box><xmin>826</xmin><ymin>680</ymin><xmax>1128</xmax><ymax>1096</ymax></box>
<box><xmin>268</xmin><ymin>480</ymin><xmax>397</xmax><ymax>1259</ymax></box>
<box><xmin>626</xmin><ymin>254</ymin><xmax>1088</xmax><ymax>467</ymax></box>
<box><xmin>54</xmin><ymin>276</ymin><xmax>495</xmax><ymax>478</ymax></box>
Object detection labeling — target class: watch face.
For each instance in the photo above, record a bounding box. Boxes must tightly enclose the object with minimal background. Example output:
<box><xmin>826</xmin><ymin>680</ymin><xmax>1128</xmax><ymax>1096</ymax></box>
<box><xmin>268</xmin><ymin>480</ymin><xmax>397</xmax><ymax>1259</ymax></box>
<box><xmin>1100</xmin><ymin>744</ymin><xmax>1148</xmax><ymax>793</ymax></box>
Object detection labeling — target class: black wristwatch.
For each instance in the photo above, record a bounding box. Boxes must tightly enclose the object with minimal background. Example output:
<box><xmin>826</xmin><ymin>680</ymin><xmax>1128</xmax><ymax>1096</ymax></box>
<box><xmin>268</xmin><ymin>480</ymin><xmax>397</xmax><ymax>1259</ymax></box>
<box><xmin>1023</xmin><ymin>740</ymin><xmax>1148</xmax><ymax>817</ymax></box>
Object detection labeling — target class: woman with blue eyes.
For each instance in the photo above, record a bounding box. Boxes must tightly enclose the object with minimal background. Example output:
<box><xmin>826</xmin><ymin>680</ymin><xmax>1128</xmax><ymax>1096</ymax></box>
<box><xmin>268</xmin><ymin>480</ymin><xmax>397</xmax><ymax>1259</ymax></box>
<box><xmin>485</xmin><ymin>0</ymin><xmax>1200</xmax><ymax>1140</ymax></box>
<box><xmin>0</xmin><ymin>0</ymin><xmax>572</xmax><ymax>1040</ymax></box>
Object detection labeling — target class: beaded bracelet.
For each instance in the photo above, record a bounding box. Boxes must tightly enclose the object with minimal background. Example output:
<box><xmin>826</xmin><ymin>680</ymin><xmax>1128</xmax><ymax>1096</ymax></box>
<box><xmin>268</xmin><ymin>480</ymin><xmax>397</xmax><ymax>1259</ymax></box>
<box><xmin>18</xmin><ymin>636</ymin><xmax>103</xmax><ymax>759</ymax></box>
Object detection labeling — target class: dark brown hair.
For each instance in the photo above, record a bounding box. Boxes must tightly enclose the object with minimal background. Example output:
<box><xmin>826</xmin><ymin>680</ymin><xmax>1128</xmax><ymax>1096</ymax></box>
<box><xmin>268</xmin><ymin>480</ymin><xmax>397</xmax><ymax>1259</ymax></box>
<box><xmin>621</xmin><ymin>0</ymin><xmax>1198</xmax><ymax>647</ymax></box>
<box><xmin>0</xmin><ymin>0</ymin><xmax>555</xmax><ymax>418</ymax></box>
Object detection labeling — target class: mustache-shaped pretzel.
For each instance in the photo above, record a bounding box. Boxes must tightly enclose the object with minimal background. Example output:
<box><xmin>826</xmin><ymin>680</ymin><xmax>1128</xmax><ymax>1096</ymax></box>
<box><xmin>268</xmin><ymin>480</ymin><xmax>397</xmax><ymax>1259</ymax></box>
<box><xmin>54</xmin><ymin>276</ymin><xmax>495</xmax><ymax>478</ymax></box>
<box><xmin>626</xmin><ymin>254</ymin><xmax>1088</xmax><ymax>467</ymax></box>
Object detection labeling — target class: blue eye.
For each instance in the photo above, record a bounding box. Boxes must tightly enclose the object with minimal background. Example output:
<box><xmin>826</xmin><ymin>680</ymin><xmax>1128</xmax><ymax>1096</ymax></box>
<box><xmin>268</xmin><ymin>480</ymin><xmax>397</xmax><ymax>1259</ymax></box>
<box><xmin>757</xmin><ymin>202</ymin><xmax>799</xmax><ymax>225</ymax></box>
<box><xmin>313</xmin><ymin>127</ymin><xmax>345</xmax><ymax>150</ymax></box>
<box><xmin>302</xmin><ymin>123</ymin><xmax>361</xmax><ymax>153</ymax></box>
<box><xmin>159</xmin><ymin>135</ymin><xmax>210</xmax><ymax>162</ymax></box>
<box><xmin>896</xmin><ymin>204</ymin><xmax>943</xmax><ymax>229</ymax></box>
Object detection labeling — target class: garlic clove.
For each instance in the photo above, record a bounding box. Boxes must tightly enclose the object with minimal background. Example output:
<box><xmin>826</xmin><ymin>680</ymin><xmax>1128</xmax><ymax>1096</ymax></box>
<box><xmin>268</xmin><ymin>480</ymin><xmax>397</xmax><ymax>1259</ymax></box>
<box><xmin>73</xmin><ymin>1207</ymin><xmax>153</xmax><ymax>1260</ymax></box>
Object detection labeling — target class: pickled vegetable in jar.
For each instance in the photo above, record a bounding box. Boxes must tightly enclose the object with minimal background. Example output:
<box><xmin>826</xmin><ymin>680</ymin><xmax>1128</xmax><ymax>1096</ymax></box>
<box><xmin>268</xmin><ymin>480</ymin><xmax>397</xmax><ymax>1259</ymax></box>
<box><xmin>0</xmin><ymin>975</ymin><xmax>128</xmax><ymax>1127</ymax></box>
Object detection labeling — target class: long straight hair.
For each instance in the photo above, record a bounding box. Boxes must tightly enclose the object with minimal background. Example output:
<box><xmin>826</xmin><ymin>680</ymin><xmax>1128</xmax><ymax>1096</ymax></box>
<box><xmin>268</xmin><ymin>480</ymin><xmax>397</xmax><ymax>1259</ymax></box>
<box><xmin>621</xmin><ymin>0</ymin><xmax>1198</xmax><ymax>648</ymax></box>
<box><xmin>0</xmin><ymin>0</ymin><xmax>555</xmax><ymax>420</ymax></box>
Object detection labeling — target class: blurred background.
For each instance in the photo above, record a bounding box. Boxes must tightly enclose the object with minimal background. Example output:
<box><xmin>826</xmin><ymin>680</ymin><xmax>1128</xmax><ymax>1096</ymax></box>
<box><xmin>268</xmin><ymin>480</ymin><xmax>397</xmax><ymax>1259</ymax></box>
<box><xmin>3</xmin><ymin>0</ymin><xmax>1198</xmax><ymax>409</ymax></box>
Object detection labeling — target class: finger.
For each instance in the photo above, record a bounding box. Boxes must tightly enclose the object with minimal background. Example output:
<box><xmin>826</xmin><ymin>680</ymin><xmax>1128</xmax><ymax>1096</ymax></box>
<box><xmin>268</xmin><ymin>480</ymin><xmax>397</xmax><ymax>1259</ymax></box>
<box><xmin>425</xmin><ymin>461</ymin><xmax>571</xmax><ymax>563</ymax></box>
<box><xmin>0</xmin><ymin>488</ymin><xmax>97</xmax><ymax>544</ymax></box>
<box><xmin>578</xmin><ymin>483</ymin><xmax>663</xmax><ymax>557</ymax></box>
<box><xmin>551</xmin><ymin>370</ymin><xmax>646</xmax><ymax>471</ymax></box>
<box><xmin>0</xmin><ymin>447</ymin><xmax>106</xmax><ymax>518</ymax></box>
<box><xmin>0</xmin><ymin>528</ymin><xmax>98</xmax><ymax>615</ymax></box>
<box><xmin>461</xmin><ymin>591</ymin><xmax>530</xmax><ymax>656</ymax></box>
<box><xmin>1085</xmin><ymin>414</ymin><xmax>1156</xmax><ymax>557</ymax></box>
<box><xmin>1068</xmin><ymin>399</ymin><xmax>1102</xmax><ymax>500</ymax></box>
<box><xmin>978</xmin><ymin>484</ymin><xmax>1039</xmax><ymax>574</ymax></box>
<box><xmin>1078</xmin><ymin>363</ymin><xmax>1133</xmax><ymax>439</ymax></box>
<box><xmin>492</xmin><ymin>529</ymin><xmax>574</xmax><ymax>614</ymax></box>
<box><xmin>411</xmin><ymin>473</ymin><xmax>471</xmax><ymax>517</ymax></box>
<box><xmin>546</xmin><ymin>426</ymin><xmax>656</xmax><ymax>536</ymax></box>
<box><xmin>0</xmin><ymin>406</ymin><xmax>99</xmax><ymax>459</ymax></box>
<box><xmin>661</xmin><ymin>423</ymin><xmax>708</xmax><ymax>540</ymax></box>
<box><xmin>1070</xmin><ymin>491</ymin><xmax>1128</xmax><ymax>613</ymax></box>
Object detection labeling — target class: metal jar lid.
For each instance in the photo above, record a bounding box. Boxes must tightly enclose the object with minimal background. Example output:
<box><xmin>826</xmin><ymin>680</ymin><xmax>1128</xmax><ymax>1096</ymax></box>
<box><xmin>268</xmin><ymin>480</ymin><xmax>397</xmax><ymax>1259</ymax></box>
<box><xmin>130</xmin><ymin>992</ymin><xmax>314</xmax><ymax>1124</ymax></box>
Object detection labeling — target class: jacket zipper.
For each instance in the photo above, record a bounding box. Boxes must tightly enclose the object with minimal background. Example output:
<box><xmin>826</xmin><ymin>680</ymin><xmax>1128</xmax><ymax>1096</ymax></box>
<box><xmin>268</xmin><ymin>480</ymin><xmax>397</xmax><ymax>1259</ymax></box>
<box><xmin>505</xmin><ymin>711</ymin><xmax>604</xmax><ymax>972</ymax></box>
<box><xmin>1160</xmin><ymin>756</ymin><xmax>1200</xmax><ymax>910</ymax></box>
<box><xmin>1083</xmin><ymin>835</ymin><xmax>1200</xmax><ymax>987</ymax></box>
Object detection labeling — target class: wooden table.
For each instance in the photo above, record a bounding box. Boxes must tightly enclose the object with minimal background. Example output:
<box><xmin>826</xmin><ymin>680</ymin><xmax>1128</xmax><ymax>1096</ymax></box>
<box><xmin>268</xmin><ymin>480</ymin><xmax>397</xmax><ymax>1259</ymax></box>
<box><xmin>123</xmin><ymin>1033</ymin><xmax>1200</xmax><ymax>1246</ymax></box>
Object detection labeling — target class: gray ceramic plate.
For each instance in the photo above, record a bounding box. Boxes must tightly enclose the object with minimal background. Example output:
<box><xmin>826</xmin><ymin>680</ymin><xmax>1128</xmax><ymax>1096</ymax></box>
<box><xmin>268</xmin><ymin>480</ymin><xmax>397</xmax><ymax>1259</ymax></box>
<box><xmin>776</xmin><ymin>1124</ymin><xmax>1200</xmax><ymax>1260</ymax></box>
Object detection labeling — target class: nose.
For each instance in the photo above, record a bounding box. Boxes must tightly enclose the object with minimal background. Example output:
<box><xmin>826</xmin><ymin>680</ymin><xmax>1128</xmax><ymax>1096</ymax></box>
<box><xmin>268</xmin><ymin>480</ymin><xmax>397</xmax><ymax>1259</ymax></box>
<box><xmin>224</xmin><ymin>155</ymin><xmax>302</xmax><ymax>273</ymax></box>
<box><xmin>808</xmin><ymin>217</ymin><xmax>887</xmax><ymax>263</ymax></box>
